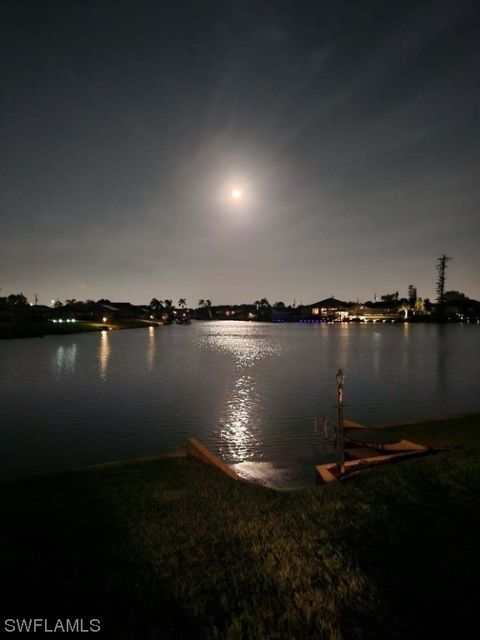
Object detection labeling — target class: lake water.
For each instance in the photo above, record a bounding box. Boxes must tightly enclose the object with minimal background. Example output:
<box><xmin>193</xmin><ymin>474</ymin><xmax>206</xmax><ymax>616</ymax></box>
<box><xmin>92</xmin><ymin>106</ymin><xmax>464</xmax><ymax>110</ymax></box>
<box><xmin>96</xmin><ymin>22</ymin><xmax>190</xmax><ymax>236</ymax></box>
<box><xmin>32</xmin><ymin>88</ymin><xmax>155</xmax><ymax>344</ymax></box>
<box><xmin>1</xmin><ymin>321</ymin><xmax>479</xmax><ymax>488</ymax></box>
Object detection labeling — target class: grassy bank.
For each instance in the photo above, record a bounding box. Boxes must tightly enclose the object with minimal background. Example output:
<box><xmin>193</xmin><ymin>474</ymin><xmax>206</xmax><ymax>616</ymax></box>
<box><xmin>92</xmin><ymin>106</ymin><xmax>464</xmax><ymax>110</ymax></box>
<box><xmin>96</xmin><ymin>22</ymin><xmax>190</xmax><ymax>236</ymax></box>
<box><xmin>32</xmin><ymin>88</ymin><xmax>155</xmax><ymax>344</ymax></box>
<box><xmin>1</xmin><ymin>416</ymin><xmax>479</xmax><ymax>639</ymax></box>
<box><xmin>0</xmin><ymin>319</ymin><xmax>159</xmax><ymax>339</ymax></box>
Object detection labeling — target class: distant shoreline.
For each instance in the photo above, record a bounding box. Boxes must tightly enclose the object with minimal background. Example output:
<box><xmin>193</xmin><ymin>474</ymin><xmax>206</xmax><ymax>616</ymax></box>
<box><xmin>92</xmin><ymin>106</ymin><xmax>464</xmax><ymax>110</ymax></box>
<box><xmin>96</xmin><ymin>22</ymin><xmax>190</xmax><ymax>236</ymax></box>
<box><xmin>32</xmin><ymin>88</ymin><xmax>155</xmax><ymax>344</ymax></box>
<box><xmin>2</xmin><ymin>316</ymin><xmax>480</xmax><ymax>340</ymax></box>
<box><xmin>0</xmin><ymin>319</ymin><xmax>160</xmax><ymax>340</ymax></box>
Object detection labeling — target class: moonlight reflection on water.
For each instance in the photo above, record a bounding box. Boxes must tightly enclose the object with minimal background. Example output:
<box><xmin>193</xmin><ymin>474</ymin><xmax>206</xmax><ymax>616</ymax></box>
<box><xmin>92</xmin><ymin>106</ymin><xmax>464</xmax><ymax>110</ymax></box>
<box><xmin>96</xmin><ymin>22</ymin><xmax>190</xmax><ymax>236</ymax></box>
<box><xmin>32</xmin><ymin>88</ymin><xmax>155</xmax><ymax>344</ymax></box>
<box><xmin>1</xmin><ymin>322</ymin><xmax>479</xmax><ymax>487</ymax></box>
<box><xmin>218</xmin><ymin>374</ymin><xmax>260</xmax><ymax>462</ymax></box>
<box><xmin>199</xmin><ymin>325</ymin><xmax>282</xmax><ymax>462</ymax></box>
<box><xmin>98</xmin><ymin>331</ymin><xmax>110</xmax><ymax>380</ymax></box>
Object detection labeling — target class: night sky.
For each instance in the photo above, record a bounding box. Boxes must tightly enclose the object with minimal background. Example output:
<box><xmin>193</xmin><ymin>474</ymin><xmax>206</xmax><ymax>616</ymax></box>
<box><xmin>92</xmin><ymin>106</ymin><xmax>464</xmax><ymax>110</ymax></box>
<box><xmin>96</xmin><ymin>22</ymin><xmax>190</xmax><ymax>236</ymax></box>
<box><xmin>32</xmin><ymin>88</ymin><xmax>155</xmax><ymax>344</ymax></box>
<box><xmin>1</xmin><ymin>0</ymin><xmax>479</xmax><ymax>305</ymax></box>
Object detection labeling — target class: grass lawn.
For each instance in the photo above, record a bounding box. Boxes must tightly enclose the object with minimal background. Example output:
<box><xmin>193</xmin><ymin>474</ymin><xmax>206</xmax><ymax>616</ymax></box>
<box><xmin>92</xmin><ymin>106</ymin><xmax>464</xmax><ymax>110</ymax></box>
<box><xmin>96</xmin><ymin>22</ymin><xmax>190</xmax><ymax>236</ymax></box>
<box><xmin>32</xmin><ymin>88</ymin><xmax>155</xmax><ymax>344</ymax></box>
<box><xmin>0</xmin><ymin>416</ymin><xmax>479</xmax><ymax>639</ymax></box>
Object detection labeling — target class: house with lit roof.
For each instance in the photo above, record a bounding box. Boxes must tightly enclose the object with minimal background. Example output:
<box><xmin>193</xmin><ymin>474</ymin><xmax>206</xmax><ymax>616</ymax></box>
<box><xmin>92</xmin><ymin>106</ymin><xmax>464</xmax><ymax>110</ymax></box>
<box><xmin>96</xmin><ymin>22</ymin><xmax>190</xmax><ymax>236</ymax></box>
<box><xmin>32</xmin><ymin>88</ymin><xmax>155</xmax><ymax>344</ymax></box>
<box><xmin>301</xmin><ymin>297</ymin><xmax>351</xmax><ymax>321</ymax></box>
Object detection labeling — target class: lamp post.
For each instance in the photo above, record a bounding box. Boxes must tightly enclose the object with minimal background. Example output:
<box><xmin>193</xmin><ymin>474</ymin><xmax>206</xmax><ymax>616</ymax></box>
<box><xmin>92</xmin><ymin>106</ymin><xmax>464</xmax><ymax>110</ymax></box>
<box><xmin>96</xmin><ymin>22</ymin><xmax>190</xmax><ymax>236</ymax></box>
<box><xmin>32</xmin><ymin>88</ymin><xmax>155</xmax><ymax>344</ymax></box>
<box><xmin>336</xmin><ymin>368</ymin><xmax>345</xmax><ymax>473</ymax></box>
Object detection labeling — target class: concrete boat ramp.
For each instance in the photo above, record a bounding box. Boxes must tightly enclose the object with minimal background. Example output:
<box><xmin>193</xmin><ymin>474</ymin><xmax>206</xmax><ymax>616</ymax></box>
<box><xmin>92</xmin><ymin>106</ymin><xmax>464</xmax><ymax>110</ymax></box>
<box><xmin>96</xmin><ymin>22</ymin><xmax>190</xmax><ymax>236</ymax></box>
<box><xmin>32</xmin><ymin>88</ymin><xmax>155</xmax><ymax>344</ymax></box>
<box><xmin>185</xmin><ymin>416</ymin><xmax>441</xmax><ymax>489</ymax></box>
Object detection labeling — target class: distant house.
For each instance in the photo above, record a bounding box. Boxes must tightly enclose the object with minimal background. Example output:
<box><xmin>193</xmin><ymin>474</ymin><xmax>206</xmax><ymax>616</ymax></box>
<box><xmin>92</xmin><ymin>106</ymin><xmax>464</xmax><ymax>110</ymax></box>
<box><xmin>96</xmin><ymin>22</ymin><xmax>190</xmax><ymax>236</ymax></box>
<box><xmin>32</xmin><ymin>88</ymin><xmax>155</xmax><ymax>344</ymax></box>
<box><xmin>100</xmin><ymin>303</ymin><xmax>150</xmax><ymax>319</ymax></box>
<box><xmin>301</xmin><ymin>297</ymin><xmax>406</xmax><ymax>322</ymax></box>
<box><xmin>302</xmin><ymin>297</ymin><xmax>350</xmax><ymax>321</ymax></box>
<box><xmin>208</xmin><ymin>304</ymin><xmax>256</xmax><ymax>320</ymax></box>
<box><xmin>348</xmin><ymin>305</ymin><xmax>402</xmax><ymax>322</ymax></box>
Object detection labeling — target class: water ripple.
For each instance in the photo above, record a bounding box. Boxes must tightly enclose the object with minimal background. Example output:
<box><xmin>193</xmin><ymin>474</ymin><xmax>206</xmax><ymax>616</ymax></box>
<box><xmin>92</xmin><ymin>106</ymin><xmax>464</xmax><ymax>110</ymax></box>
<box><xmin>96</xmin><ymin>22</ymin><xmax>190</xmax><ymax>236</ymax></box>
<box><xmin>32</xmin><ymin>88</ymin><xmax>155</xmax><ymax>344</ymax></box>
<box><xmin>215</xmin><ymin>374</ymin><xmax>261</xmax><ymax>462</ymax></box>
<box><xmin>197</xmin><ymin>324</ymin><xmax>282</xmax><ymax>368</ymax></box>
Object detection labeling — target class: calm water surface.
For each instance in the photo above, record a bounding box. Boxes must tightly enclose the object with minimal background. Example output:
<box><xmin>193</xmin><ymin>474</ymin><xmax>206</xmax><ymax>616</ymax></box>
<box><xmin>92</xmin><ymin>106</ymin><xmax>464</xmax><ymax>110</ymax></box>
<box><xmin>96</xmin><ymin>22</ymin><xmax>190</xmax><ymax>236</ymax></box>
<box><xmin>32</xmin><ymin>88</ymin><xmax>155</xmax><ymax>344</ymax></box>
<box><xmin>1</xmin><ymin>321</ymin><xmax>479</xmax><ymax>487</ymax></box>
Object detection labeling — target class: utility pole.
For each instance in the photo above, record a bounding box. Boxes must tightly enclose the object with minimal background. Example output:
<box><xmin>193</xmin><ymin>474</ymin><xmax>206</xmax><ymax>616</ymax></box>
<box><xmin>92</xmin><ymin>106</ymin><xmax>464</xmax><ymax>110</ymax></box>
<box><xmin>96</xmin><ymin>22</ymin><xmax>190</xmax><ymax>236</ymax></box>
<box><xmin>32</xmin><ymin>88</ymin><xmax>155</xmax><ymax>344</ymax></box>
<box><xmin>436</xmin><ymin>255</ymin><xmax>452</xmax><ymax>312</ymax></box>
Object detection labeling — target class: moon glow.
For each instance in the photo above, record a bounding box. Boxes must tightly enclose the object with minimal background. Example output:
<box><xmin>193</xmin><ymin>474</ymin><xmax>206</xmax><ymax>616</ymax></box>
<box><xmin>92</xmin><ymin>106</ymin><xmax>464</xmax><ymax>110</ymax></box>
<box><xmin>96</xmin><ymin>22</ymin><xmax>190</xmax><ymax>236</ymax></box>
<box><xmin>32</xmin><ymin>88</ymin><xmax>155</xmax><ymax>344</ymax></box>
<box><xmin>231</xmin><ymin>188</ymin><xmax>242</xmax><ymax>200</ymax></box>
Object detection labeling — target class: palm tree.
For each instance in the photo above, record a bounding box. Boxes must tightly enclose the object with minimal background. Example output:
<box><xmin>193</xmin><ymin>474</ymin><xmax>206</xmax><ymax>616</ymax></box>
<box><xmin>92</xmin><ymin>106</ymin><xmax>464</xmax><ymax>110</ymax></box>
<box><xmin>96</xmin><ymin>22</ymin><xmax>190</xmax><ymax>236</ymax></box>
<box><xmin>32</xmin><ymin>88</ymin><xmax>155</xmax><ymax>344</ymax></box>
<box><xmin>150</xmin><ymin>298</ymin><xmax>162</xmax><ymax>312</ymax></box>
<box><xmin>255</xmin><ymin>298</ymin><xmax>271</xmax><ymax>320</ymax></box>
<box><xmin>162</xmin><ymin>299</ymin><xmax>174</xmax><ymax>323</ymax></box>
<box><xmin>178</xmin><ymin>298</ymin><xmax>187</xmax><ymax>309</ymax></box>
<box><xmin>196</xmin><ymin>298</ymin><xmax>212</xmax><ymax>319</ymax></box>
<box><xmin>206</xmin><ymin>299</ymin><xmax>212</xmax><ymax>319</ymax></box>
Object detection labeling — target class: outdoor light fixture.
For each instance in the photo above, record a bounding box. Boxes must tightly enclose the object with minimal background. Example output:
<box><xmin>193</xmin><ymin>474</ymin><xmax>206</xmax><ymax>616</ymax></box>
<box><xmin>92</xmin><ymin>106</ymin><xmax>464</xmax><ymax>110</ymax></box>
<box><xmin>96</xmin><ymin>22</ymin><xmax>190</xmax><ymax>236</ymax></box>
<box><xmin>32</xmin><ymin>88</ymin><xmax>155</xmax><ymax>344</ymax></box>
<box><xmin>336</xmin><ymin>368</ymin><xmax>345</xmax><ymax>473</ymax></box>
<box><xmin>102</xmin><ymin>317</ymin><xmax>107</xmax><ymax>323</ymax></box>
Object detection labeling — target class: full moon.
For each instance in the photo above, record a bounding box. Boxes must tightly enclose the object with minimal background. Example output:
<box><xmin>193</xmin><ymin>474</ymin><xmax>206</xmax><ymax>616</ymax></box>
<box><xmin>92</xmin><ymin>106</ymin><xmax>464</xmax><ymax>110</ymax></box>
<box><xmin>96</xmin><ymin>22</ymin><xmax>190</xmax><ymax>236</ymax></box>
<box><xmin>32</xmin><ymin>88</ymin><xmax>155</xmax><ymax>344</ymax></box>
<box><xmin>231</xmin><ymin>188</ymin><xmax>242</xmax><ymax>200</ymax></box>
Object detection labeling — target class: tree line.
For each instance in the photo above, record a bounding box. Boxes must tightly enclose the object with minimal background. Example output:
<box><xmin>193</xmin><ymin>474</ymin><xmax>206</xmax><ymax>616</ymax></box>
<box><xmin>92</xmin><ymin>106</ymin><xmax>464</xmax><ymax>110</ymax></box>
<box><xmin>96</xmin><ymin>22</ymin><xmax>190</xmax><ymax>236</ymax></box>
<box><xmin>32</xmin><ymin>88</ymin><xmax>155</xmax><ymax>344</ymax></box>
<box><xmin>0</xmin><ymin>254</ymin><xmax>465</xmax><ymax>316</ymax></box>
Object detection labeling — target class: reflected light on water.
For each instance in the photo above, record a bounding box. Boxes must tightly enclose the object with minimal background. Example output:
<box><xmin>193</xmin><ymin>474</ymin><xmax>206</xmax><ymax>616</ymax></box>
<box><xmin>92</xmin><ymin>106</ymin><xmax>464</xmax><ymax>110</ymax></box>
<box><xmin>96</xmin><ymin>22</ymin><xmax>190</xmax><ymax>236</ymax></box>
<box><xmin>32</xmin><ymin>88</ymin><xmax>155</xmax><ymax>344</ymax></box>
<box><xmin>200</xmin><ymin>326</ymin><xmax>281</xmax><ymax>368</ymax></box>
<box><xmin>3</xmin><ymin>321</ymin><xmax>480</xmax><ymax>486</ymax></box>
<box><xmin>337</xmin><ymin>324</ymin><xmax>351</xmax><ymax>368</ymax></box>
<box><xmin>218</xmin><ymin>374</ymin><xmax>261</xmax><ymax>462</ymax></box>
<box><xmin>232</xmin><ymin>460</ymin><xmax>293</xmax><ymax>489</ymax></box>
<box><xmin>202</xmin><ymin>325</ymin><xmax>280</xmax><ymax>462</ymax></box>
<box><xmin>147</xmin><ymin>326</ymin><xmax>155</xmax><ymax>370</ymax></box>
<box><xmin>55</xmin><ymin>344</ymin><xmax>77</xmax><ymax>376</ymax></box>
<box><xmin>372</xmin><ymin>331</ymin><xmax>381</xmax><ymax>375</ymax></box>
<box><xmin>98</xmin><ymin>331</ymin><xmax>110</xmax><ymax>379</ymax></box>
